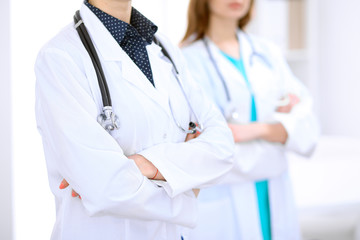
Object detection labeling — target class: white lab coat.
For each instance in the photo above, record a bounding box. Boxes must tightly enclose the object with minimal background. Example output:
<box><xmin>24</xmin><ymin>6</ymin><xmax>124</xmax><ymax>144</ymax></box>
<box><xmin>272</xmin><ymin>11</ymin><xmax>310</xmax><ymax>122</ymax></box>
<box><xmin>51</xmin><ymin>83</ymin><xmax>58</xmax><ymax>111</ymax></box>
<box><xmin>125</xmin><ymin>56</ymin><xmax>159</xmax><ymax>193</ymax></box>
<box><xmin>34</xmin><ymin>4</ymin><xmax>234</xmax><ymax>240</ymax></box>
<box><xmin>181</xmin><ymin>31</ymin><xmax>319</xmax><ymax>240</ymax></box>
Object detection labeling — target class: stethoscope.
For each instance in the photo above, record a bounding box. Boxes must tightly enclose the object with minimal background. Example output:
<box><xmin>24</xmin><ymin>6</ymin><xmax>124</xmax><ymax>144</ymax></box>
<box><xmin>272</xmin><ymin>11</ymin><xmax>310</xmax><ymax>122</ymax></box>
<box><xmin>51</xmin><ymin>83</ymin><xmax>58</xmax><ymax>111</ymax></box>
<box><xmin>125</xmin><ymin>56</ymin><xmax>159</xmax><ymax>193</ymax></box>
<box><xmin>202</xmin><ymin>34</ymin><xmax>272</xmax><ymax>122</ymax></box>
<box><xmin>74</xmin><ymin>10</ymin><xmax>202</xmax><ymax>134</ymax></box>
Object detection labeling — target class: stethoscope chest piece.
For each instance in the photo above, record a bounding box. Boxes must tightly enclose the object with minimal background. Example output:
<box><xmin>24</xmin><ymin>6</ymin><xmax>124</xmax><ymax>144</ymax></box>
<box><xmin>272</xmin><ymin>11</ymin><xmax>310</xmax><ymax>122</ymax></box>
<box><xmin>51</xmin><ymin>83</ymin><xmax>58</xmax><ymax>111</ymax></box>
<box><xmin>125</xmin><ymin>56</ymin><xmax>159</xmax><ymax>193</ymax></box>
<box><xmin>229</xmin><ymin>111</ymin><xmax>240</xmax><ymax>123</ymax></box>
<box><xmin>74</xmin><ymin>10</ymin><xmax>203</xmax><ymax>135</ymax></box>
<box><xmin>97</xmin><ymin>106</ymin><xmax>120</xmax><ymax>133</ymax></box>
<box><xmin>223</xmin><ymin>103</ymin><xmax>242</xmax><ymax>124</ymax></box>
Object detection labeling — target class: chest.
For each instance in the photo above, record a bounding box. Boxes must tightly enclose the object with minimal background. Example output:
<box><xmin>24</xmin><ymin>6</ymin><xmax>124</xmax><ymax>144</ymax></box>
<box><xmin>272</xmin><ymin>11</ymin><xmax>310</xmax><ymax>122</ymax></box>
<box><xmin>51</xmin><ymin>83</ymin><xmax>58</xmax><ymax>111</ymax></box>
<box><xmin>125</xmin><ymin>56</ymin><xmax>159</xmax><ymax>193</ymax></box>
<box><xmin>81</xmin><ymin>48</ymin><xmax>191</xmax><ymax>155</ymax></box>
<box><xmin>209</xmin><ymin>56</ymin><xmax>285</xmax><ymax>121</ymax></box>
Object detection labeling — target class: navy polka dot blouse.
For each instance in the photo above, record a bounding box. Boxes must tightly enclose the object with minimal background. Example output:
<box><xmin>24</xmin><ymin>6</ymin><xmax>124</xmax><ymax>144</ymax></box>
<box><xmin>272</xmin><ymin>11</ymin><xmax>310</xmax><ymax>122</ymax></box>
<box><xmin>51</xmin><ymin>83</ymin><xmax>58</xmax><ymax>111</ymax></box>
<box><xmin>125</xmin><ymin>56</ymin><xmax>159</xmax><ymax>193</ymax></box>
<box><xmin>85</xmin><ymin>0</ymin><xmax>158</xmax><ymax>87</ymax></box>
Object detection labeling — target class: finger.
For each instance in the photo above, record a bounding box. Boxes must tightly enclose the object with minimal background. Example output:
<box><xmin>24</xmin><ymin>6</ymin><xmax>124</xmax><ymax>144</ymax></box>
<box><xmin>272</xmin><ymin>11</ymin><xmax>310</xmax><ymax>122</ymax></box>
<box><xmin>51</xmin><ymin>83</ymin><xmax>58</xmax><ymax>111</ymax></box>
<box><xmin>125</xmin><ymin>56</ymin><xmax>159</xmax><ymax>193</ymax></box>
<box><xmin>192</xmin><ymin>188</ymin><xmax>200</xmax><ymax>197</ymax></box>
<box><xmin>59</xmin><ymin>179</ymin><xmax>69</xmax><ymax>189</ymax></box>
<box><xmin>289</xmin><ymin>94</ymin><xmax>300</xmax><ymax>105</ymax></box>
<box><xmin>195</xmin><ymin>131</ymin><xmax>201</xmax><ymax>138</ymax></box>
<box><xmin>276</xmin><ymin>106</ymin><xmax>285</xmax><ymax>112</ymax></box>
<box><xmin>194</xmin><ymin>123</ymin><xmax>201</xmax><ymax>137</ymax></box>
<box><xmin>71</xmin><ymin>189</ymin><xmax>79</xmax><ymax>198</ymax></box>
<box><xmin>276</xmin><ymin>105</ymin><xmax>291</xmax><ymax>113</ymax></box>
<box><xmin>283</xmin><ymin>105</ymin><xmax>292</xmax><ymax>113</ymax></box>
<box><xmin>293</xmin><ymin>97</ymin><xmax>300</xmax><ymax>105</ymax></box>
<box><xmin>186</xmin><ymin>122</ymin><xmax>202</xmax><ymax>141</ymax></box>
<box><xmin>185</xmin><ymin>133</ymin><xmax>196</xmax><ymax>142</ymax></box>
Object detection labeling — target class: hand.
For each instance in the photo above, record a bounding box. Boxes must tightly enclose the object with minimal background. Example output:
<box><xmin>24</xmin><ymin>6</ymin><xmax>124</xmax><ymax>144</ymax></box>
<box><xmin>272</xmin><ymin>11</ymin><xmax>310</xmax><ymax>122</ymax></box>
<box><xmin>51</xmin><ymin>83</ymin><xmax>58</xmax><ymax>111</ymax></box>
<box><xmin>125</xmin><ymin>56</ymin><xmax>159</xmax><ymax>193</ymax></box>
<box><xmin>276</xmin><ymin>93</ymin><xmax>300</xmax><ymax>113</ymax></box>
<box><xmin>192</xmin><ymin>189</ymin><xmax>200</xmax><ymax>197</ymax></box>
<box><xmin>260</xmin><ymin>123</ymin><xmax>288</xmax><ymax>144</ymax></box>
<box><xmin>59</xmin><ymin>179</ymin><xmax>81</xmax><ymax>199</ymax></box>
<box><xmin>185</xmin><ymin>123</ymin><xmax>201</xmax><ymax>142</ymax></box>
<box><xmin>185</xmin><ymin>132</ymin><xmax>198</xmax><ymax>142</ymax></box>
<box><xmin>128</xmin><ymin>154</ymin><xmax>165</xmax><ymax>181</ymax></box>
<box><xmin>228</xmin><ymin>123</ymin><xmax>264</xmax><ymax>143</ymax></box>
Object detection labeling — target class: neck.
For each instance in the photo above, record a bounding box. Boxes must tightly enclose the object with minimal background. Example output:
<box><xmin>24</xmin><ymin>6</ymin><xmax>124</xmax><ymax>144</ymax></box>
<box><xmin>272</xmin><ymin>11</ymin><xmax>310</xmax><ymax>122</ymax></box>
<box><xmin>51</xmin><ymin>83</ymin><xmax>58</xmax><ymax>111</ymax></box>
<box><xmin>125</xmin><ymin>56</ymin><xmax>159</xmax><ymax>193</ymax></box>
<box><xmin>88</xmin><ymin>0</ymin><xmax>132</xmax><ymax>23</ymax></box>
<box><xmin>207</xmin><ymin>14</ymin><xmax>238</xmax><ymax>43</ymax></box>
<box><xmin>207</xmin><ymin>14</ymin><xmax>240</xmax><ymax>59</ymax></box>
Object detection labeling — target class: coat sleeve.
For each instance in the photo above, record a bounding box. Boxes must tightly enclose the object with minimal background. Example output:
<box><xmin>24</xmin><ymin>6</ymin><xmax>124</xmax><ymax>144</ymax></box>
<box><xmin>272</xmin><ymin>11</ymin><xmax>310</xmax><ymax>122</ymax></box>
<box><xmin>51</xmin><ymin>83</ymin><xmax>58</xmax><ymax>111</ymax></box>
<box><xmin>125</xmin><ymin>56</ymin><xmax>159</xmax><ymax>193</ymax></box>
<box><xmin>181</xmin><ymin>40</ymin><xmax>318</xmax><ymax>184</ymax></box>
<box><xmin>222</xmin><ymin>43</ymin><xmax>320</xmax><ymax>183</ymax></box>
<box><xmin>35</xmin><ymin>47</ymin><xmax>198</xmax><ymax>227</ymax></box>
<box><xmin>216</xmin><ymin>140</ymin><xmax>288</xmax><ymax>184</ymax></box>
<box><xmin>139</xmin><ymin>39</ymin><xmax>235</xmax><ymax>197</ymax></box>
<box><xmin>270</xmin><ymin>45</ymin><xmax>320</xmax><ymax>157</ymax></box>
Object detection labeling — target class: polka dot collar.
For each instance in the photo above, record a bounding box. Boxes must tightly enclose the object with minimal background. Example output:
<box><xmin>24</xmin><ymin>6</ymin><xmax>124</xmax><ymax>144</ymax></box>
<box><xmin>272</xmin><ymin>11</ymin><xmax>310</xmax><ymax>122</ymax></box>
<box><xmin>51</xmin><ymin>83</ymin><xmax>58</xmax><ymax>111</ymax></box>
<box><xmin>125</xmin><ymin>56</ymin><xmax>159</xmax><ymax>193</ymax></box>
<box><xmin>84</xmin><ymin>0</ymin><xmax>158</xmax><ymax>46</ymax></box>
<box><xmin>83</xmin><ymin>0</ymin><xmax>157</xmax><ymax>87</ymax></box>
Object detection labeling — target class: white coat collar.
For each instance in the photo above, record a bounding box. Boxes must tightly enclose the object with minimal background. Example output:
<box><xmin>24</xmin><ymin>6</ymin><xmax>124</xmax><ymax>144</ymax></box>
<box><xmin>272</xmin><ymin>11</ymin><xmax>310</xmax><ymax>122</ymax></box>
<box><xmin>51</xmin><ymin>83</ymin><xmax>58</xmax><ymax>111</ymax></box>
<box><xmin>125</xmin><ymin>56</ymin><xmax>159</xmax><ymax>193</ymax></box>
<box><xmin>238</xmin><ymin>30</ymin><xmax>272</xmax><ymax>70</ymax></box>
<box><xmin>237</xmin><ymin>30</ymin><xmax>253</xmax><ymax>65</ymax></box>
<box><xmin>79</xmin><ymin>3</ymin><xmax>163</xmax><ymax>62</ymax></box>
<box><xmin>203</xmin><ymin>32</ymin><xmax>248</xmax><ymax>88</ymax></box>
<box><xmin>79</xmin><ymin>3</ymin><xmax>171</xmax><ymax>117</ymax></box>
<box><xmin>80</xmin><ymin>3</ymin><xmax>124</xmax><ymax>62</ymax></box>
<box><xmin>202</xmin><ymin>29</ymin><xmax>265</xmax><ymax>84</ymax></box>
<box><xmin>202</xmin><ymin>30</ymin><xmax>257</xmax><ymax>64</ymax></box>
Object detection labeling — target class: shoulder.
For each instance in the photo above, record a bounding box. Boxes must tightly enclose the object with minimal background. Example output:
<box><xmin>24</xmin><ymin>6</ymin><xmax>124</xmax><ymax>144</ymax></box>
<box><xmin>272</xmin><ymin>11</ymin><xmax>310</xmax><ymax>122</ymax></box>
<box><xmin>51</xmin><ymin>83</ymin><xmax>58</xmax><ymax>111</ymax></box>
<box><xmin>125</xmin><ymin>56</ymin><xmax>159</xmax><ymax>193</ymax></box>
<box><xmin>180</xmin><ymin>39</ymin><xmax>209</xmax><ymax>68</ymax></box>
<box><xmin>240</xmin><ymin>31</ymin><xmax>285</xmax><ymax>59</ymax></box>
<box><xmin>36</xmin><ymin>23</ymin><xmax>84</xmax><ymax>64</ymax></box>
<box><xmin>34</xmin><ymin>23</ymin><xmax>91</xmax><ymax>90</ymax></box>
<box><xmin>181</xmin><ymin>39</ymin><xmax>206</xmax><ymax>56</ymax></box>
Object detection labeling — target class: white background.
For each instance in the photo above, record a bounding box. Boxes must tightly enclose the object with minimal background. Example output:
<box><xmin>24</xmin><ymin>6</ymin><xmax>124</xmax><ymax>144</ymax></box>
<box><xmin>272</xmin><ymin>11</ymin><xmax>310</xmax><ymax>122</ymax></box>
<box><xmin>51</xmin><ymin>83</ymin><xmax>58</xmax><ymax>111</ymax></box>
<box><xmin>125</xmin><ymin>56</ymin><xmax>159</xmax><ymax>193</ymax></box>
<box><xmin>2</xmin><ymin>0</ymin><xmax>360</xmax><ymax>239</ymax></box>
<box><xmin>0</xmin><ymin>0</ymin><xmax>13</xmax><ymax>239</ymax></box>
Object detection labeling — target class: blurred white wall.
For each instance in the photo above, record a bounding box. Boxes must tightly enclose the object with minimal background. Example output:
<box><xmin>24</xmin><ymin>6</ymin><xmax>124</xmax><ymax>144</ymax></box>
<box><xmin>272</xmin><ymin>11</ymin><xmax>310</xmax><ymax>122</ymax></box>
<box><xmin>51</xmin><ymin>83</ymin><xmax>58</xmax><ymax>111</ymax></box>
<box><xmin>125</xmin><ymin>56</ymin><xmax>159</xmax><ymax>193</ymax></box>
<box><xmin>252</xmin><ymin>0</ymin><xmax>360</xmax><ymax>138</ymax></box>
<box><xmin>132</xmin><ymin>0</ymin><xmax>189</xmax><ymax>45</ymax></box>
<box><xmin>0</xmin><ymin>0</ymin><xmax>13</xmax><ymax>238</ymax></box>
<box><xmin>10</xmin><ymin>1</ymin><xmax>83</xmax><ymax>239</ymax></box>
<box><xmin>317</xmin><ymin>0</ymin><xmax>360</xmax><ymax>137</ymax></box>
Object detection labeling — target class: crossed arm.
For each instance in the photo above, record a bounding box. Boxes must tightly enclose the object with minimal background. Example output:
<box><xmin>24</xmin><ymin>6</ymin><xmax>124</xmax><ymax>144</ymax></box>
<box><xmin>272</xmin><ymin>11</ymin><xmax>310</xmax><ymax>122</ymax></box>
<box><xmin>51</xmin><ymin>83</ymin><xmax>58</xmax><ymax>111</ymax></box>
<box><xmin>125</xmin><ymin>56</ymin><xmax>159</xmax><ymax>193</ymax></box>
<box><xmin>228</xmin><ymin>93</ymin><xmax>300</xmax><ymax>144</ymax></box>
<box><xmin>60</xmin><ymin>130</ymin><xmax>200</xmax><ymax>198</ymax></box>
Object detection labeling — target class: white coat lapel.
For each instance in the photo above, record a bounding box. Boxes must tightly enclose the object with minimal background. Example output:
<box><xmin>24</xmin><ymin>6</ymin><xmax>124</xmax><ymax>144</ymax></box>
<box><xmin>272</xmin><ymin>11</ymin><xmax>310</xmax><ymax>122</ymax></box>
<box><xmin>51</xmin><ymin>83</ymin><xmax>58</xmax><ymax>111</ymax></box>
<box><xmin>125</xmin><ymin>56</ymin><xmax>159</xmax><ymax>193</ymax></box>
<box><xmin>238</xmin><ymin>31</ymin><xmax>257</xmax><ymax>94</ymax></box>
<box><xmin>205</xmin><ymin>37</ymin><xmax>247</xmax><ymax>89</ymax></box>
<box><xmin>79</xmin><ymin>4</ymin><xmax>171</xmax><ymax>116</ymax></box>
<box><xmin>80</xmin><ymin>4</ymin><xmax>123</xmax><ymax>62</ymax></box>
<box><xmin>238</xmin><ymin>31</ymin><xmax>276</xmax><ymax>92</ymax></box>
<box><xmin>238</xmin><ymin>31</ymin><xmax>253</xmax><ymax>74</ymax></box>
<box><xmin>238</xmin><ymin>30</ymin><xmax>274</xmax><ymax>83</ymax></box>
<box><xmin>147</xmin><ymin>43</ymin><xmax>172</xmax><ymax>103</ymax></box>
<box><xmin>120</xmin><ymin>42</ymin><xmax>173</xmax><ymax>117</ymax></box>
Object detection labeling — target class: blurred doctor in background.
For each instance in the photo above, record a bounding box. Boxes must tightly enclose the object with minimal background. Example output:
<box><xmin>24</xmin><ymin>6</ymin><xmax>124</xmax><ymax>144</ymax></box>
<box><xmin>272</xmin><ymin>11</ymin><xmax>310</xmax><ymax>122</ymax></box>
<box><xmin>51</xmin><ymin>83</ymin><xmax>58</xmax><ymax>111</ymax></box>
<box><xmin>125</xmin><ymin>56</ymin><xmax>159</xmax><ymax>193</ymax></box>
<box><xmin>181</xmin><ymin>0</ymin><xmax>319</xmax><ymax>239</ymax></box>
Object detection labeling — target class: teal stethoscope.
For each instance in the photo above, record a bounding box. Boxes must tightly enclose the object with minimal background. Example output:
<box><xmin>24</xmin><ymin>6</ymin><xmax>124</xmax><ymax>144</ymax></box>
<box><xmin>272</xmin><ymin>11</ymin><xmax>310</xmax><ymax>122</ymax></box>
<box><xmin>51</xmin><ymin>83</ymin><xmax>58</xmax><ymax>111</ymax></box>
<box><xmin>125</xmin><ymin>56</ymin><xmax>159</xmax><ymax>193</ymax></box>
<box><xmin>74</xmin><ymin>11</ymin><xmax>203</xmax><ymax>134</ymax></box>
<box><xmin>202</xmin><ymin>34</ymin><xmax>272</xmax><ymax>122</ymax></box>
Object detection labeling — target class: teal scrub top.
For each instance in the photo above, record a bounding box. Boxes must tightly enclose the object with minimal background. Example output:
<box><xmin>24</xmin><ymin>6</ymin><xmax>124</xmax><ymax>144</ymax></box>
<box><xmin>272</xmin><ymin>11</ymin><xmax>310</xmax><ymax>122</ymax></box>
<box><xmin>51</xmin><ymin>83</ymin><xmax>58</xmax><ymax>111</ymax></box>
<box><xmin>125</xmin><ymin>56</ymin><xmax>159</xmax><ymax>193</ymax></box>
<box><xmin>221</xmin><ymin>52</ymin><xmax>272</xmax><ymax>240</ymax></box>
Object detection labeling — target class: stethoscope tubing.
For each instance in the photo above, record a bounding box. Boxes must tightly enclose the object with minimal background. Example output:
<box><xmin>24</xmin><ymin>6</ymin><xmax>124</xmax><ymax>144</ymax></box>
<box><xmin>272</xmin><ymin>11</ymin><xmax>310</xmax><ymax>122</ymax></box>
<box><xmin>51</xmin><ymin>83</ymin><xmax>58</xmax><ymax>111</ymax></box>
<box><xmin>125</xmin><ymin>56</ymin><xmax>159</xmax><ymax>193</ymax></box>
<box><xmin>74</xmin><ymin>10</ymin><xmax>112</xmax><ymax>107</ymax></box>
<box><xmin>156</xmin><ymin>38</ymin><xmax>203</xmax><ymax>133</ymax></box>
<box><xmin>203</xmin><ymin>38</ymin><xmax>232</xmax><ymax>102</ymax></box>
<box><xmin>73</xmin><ymin>10</ymin><xmax>202</xmax><ymax>134</ymax></box>
<box><xmin>203</xmin><ymin>33</ymin><xmax>272</xmax><ymax>104</ymax></box>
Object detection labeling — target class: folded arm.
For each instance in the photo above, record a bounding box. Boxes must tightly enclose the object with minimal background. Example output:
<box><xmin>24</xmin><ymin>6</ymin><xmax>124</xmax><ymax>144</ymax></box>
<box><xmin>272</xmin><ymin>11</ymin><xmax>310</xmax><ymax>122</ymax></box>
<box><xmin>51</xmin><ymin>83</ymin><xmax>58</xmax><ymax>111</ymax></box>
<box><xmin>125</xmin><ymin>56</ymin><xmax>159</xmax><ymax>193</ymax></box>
<box><xmin>35</xmin><ymin>48</ymin><xmax>198</xmax><ymax>226</ymax></box>
<box><xmin>136</xmin><ymin>42</ymin><xmax>234</xmax><ymax>197</ymax></box>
